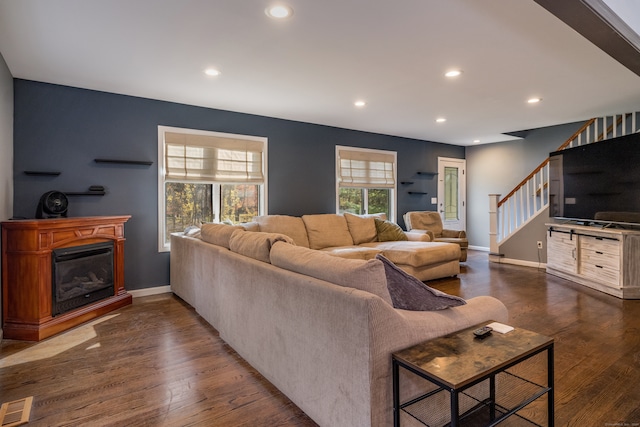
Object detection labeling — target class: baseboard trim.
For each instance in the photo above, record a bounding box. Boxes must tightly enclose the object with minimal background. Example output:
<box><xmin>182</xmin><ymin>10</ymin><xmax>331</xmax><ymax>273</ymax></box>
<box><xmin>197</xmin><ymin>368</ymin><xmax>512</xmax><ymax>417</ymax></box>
<box><xmin>490</xmin><ymin>256</ymin><xmax>546</xmax><ymax>269</ymax></box>
<box><xmin>129</xmin><ymin>285</ymin><xmax>172</xmax><ymax>298</ymax></box>
<box><xmin>468</xmin><ymin>245</ymin><xmax>490</xmax><ymax>252</ymax></box>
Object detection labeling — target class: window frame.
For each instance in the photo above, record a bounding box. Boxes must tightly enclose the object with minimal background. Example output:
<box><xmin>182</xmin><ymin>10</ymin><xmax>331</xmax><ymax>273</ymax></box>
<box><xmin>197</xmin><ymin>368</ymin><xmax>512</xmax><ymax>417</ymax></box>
<box><xmin>335</xmin><ymin>145</ymin><xmax>397</xmax><ymax>221</ymax></box>
<box><xmin>158</xmin><ymin>125</ymin><xmax>268</xmax><ymax>252</ymax></box>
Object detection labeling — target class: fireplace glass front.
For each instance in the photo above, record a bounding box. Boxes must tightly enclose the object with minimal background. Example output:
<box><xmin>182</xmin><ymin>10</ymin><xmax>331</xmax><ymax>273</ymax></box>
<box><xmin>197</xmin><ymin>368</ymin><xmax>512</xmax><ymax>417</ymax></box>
<box><xmin>51</xmin><ymin>241</ymin><xmax>115</xmax><ymax>316</ymax></box>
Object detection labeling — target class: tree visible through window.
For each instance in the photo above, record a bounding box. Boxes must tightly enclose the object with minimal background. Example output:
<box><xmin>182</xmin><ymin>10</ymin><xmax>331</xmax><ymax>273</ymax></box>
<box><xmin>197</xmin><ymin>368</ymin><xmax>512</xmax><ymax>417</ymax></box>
<box><xmin>165</xmin><ymin>183</ymin><xmax>213</xmax><ymax>236</ymax></box>
<box><xmin>220</xmin><ymin>184</ymin><xmax>260</xmax><ymax>224</ymax></box>
<box><xmin>339</xmin><ymin>188</ymin><xmax>390</xmax><ymax>216</ymax></box>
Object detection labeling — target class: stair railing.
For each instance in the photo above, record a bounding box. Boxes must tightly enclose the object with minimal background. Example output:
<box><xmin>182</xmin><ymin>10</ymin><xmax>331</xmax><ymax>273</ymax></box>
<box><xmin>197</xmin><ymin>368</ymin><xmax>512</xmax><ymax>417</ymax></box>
<box><xmin>489</xmin><ymin>113</ymin><xmax>639</xmax><ymax>253</ymax></box>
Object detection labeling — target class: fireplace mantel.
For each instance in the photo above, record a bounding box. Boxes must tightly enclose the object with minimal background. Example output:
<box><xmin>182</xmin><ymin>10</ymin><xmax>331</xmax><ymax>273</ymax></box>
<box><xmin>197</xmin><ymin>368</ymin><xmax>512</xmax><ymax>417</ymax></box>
<box><xmin>2</xmin><ymin>216</ymin><xmax>132</xmax><ymax>341</ymax></box>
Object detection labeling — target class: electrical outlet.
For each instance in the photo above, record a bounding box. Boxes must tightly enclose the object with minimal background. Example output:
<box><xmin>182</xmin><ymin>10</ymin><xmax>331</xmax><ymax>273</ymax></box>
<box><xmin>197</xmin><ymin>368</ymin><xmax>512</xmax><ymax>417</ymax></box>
<box><xmin>537</xmin><ymin>241</ymin><xmax>543</xmax><ymax>249</ymax></box>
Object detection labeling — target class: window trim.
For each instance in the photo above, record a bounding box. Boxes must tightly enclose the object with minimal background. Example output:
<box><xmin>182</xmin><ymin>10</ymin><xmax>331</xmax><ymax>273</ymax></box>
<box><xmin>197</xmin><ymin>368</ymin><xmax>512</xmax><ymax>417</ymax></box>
<box><xmin>335</xmin><ymin>145</ymin><xmax>397</xmax><ymax>221</ymax></box>
<box><xmin>158</xmin><ymin>125</ymin><xmax>268</xmax><ymax>252</ymax></box>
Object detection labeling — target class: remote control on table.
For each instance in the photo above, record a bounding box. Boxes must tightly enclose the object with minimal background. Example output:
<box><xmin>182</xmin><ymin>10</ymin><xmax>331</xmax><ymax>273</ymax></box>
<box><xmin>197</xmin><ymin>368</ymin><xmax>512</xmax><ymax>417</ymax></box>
<box><xmin>473</xmin><ymin>325</ymin><xmax>493</xmax><ymax>338</ymax></box>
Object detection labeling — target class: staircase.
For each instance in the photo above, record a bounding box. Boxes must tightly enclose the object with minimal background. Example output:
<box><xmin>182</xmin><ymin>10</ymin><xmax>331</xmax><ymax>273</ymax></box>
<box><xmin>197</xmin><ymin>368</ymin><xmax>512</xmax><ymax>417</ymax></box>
<box><xmin>489</xmin><ymin>112</ymin><xmax>640</xmax><ymax>255</ymax></box>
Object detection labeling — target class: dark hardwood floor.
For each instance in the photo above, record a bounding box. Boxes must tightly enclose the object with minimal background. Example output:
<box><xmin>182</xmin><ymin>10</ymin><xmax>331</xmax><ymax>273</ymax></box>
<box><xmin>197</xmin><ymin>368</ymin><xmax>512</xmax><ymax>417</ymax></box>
<box><xmin>2</xmin><ymin>250</ymin><xmax>640</xmax><ymax>426</ymax></box>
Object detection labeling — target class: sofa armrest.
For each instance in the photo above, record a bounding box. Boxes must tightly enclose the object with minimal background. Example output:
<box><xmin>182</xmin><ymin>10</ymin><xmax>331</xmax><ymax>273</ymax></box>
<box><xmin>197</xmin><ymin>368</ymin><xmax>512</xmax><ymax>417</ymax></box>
<box><xmin>441</xmin><ymin>229</ymin><xmax>466</xmax><ymax>238</ymax></box>
<box><xmin>397</xmin><ymin>296</ymin><xmax>508</xmax><ymax>332</ymax></box>
<box><xmin>404</xmin><ymin>230</ymin><xmax>433</xmax><ymax>242</ymax></box>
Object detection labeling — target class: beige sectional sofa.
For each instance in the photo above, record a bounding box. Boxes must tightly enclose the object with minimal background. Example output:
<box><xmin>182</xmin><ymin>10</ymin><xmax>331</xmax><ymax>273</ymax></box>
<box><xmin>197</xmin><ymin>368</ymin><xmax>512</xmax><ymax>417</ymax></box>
<box><xmin>250</xmin><ymin>213</ymin><xmax>461</xmax><ymax>281</ymax></box>
<box><xmin>170</xmin><ymin>219</ymin><xmax>509</xmax><ymax>427</ymax></box>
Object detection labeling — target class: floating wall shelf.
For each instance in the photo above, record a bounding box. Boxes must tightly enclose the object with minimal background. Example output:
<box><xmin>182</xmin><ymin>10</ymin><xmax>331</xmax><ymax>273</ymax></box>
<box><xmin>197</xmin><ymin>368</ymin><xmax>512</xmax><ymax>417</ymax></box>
<box><xmin>24</xmin><ymin>171</ymin><xmax>61</xmax><ymax>176</ymax></box>
<box><xmin>400</xmin><ymin>181</ymin><xmax>414</xmax><ymax>185</ymax></box>
<box><xmin>417</xmin><ymin>171</ymin><xmax>438</xmax><ymax>176</ymax></box>
<box><xmin>65</xmin><ymin>191</ymin><xmax>106</xmax><ymax>196</ymax></box>
<box><xmin>408</xmin><ymin>191</ymin><xmax>428</xmax><ymax>195</ymax></box>
<box><xmin>94</xmin><ymin>158</ymin><xmax>153</xmax><ymax>166</ymax></box>
<box><xmin>66</xmin><ymin>186</ymin><xmax>106</xmax><ymax>196</ymax></box>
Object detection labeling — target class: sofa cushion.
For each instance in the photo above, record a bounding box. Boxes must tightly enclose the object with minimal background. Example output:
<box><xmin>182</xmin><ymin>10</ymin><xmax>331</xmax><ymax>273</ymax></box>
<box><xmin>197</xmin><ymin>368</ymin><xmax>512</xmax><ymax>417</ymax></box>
<box><xmin>361</xmin><ymin>241</ymin><xmax>460</xmax><ymax>267</ymax></box>
<box><xmin>229</xmin><ymin>229</ymin><xmax>294</xmax><ymax>263</ymax></box>
<box><xmin>405</xmin><ymin>230</ymin><xmax>433</xmax><ymax>242</ymax></box>
<box><xmin>240</xmin><ymin>221</ymin><xmax>260</xmax><ymax>232</ymax></box>
<box><xmin>320</xmin><ymin>245</ymin><xmax>383</xmax><ymax>260</ymax></box>
<box><xmin>200</xmin><ymin>223</ymin><xmax>245</xmax><ymax>249</ymax></box>
<box><xmin>253</xmin><ymin>215</ymin><xmax>310</xmax><ymax>248</ymax></box>
<box><xmin>344</xmin><ymin>213</ymin><xmax>378</xmax><ymax>244</ymax></box>
<box><xmin>270</xmin><ymin>241</ymin><xmax>393</xmax><ymax>305</ymax></box>
<box><xmin>376</xmin><ymin>254</ymin><xmax>466</xmax><ymax>311</ymax></box>
<box><xmin>374</xmin><ymin>218</ymin><xmax>408</xmax><ymax>242</ymax></box>
<box><xmin>302</xmin><ymin>214</ymin><xmax>354</xmax><ymax>250</ymax></box>
<box><xmin>435</xmin><ymin>237</ymin><xmax>469</xmax><ymax>248</ymax></box>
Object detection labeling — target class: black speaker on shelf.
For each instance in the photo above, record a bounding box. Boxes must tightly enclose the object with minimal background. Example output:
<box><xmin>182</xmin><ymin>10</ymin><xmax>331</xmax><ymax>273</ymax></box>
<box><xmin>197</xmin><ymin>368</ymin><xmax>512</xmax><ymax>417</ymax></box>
<box><xmin>36</xmin><ymin>191</ymin><xmax>69</xmax><ymax>219</ymax></box>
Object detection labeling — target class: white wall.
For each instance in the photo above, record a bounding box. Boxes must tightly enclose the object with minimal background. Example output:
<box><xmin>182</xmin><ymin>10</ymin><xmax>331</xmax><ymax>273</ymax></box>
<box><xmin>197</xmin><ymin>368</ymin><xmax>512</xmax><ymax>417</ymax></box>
<box><xmin>465</xmin><ymin>121</ymin><xmax>585</xmax><ymax>249</ymax></box>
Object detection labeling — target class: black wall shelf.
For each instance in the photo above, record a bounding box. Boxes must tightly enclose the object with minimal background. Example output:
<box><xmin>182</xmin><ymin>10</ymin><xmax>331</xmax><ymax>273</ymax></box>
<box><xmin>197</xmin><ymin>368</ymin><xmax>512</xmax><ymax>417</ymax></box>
<box><xmin>94</xmin><ymin>158</ymin><xmax>153</xmax><ymax>166</ymax></box>
<box><xmin>24</xmin><ymin>171</ymin><xmax>61</xmax><ymax>176</ymax></box>
<box><xmin>65</xmin><ymin>191</ymin><xmax>106</xmax><ymax>196</ymax></box>
<box><xmin>408</xmin><ymin>191</ymin><xmax>428</xmax><ymax>195</ymax></box>
<box><xmin>65</xmin><ymin>186</ymin><xmax>106</xmax><ymax>196</ymax></box>
<box><xmin>417</xmin><ymin>171</ymin><xmax>437</xmax><ymax>176</ymax></box>
<box><xmin>400</xmin><ymin>181</ymin><xmax>414</xmax><ymax>185</ymax></box>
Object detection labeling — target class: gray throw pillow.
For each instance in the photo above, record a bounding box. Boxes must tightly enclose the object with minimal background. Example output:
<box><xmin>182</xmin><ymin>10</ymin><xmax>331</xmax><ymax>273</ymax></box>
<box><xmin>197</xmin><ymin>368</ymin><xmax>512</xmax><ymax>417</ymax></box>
<box><xmin>376</xmin><ymin>254</ymin><xmax>466</xmax><ymax>311</ymax></box>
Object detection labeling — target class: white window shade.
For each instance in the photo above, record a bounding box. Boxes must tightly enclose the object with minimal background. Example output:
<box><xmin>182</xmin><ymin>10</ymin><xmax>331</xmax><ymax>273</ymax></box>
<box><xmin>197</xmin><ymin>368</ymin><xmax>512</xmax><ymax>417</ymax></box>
<box><xmin>338</xmin><ymin>148</ymin><xmax>395</xmax><ymax>188</ymax></box>
<box><xmin>165</xmin><ymin>132</ymin><xmax>264</xmax><ymax>183</ymax></box>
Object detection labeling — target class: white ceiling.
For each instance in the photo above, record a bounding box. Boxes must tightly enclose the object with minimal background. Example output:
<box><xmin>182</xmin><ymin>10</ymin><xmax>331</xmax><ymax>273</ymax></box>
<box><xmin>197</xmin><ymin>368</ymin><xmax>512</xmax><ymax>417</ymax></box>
<box><xmin>0</xmin><ymin>0</ymin><xmax>639</xmax><ymax>146</ymax></box>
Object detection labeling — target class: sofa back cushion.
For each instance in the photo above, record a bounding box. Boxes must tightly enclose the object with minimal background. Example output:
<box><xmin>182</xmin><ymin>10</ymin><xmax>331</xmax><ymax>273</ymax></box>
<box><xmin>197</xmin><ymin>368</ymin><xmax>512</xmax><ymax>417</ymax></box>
<box><xmin>201</xmin><ymin>223</ymin><xmax>245</xmax><ymax>249</ymax></box>
<box><xmin>344</xmin><ymin>213</ymin><xmax>378</xmax><ymax>244</ymax></box>
<box><xmin>270</xmin><ymin>241</ymin><xmax>393</xmax><ymax>305</ymax></box>
<box><xmin>229</xmin><ymin>229</ymin><xmax>295</xmax><ymax>263</ymax></box>
<box><xmin>302</xmin><ymin>214</ymin><xmax>354</xmax><ymax>250</ymax></box>
<box><xmin>253</xmin><ymin>215</ymin><xmax>310</xmax><ymax>248</ymax></box>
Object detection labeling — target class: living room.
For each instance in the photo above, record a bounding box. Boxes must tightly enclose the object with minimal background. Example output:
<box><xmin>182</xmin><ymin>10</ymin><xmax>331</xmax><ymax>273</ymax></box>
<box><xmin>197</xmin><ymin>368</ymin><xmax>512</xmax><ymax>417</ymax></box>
<box><xmin>1</xmin><ymin>1</ymin><xmax>640</xmax><ymax>425</ymax></box>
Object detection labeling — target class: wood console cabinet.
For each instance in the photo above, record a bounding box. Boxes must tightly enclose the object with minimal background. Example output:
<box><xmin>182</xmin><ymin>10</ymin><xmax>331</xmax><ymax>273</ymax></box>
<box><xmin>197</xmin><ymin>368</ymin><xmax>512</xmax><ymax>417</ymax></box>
<box><xmin>2</xmin><ymin>216</ymin><xmax>132</xmax><ymax>341</ymax></box>
<box><xmin>546</xmin><ymin>223</ymin><xmax>640</xmax><ymax>299</ymax></box>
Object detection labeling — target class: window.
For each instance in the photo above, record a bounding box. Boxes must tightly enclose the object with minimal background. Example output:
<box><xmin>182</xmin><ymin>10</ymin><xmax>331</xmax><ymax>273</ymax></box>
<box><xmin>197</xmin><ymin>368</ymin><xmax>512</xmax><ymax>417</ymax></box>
<box><xmin>336</xmin><ymin>146</ymin><xmax>396</xmax><ymax>221</ymax></box>
<box><xmin>158</xmin><ymin>126</ymin><xmax>267</xmax><ymax>251</ymax></box>
<box><xmin>443</xmin><ymin>166</ymin><xmax>459</xmax><ymax>220</ymax></box>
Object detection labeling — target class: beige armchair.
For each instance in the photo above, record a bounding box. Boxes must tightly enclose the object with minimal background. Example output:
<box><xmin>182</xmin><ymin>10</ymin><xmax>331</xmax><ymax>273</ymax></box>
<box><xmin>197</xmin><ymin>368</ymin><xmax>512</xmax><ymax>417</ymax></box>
<box><xmin>403</xmin><ymin>211</ymin><xmax>468</xmax><ymax>262</ymax></box>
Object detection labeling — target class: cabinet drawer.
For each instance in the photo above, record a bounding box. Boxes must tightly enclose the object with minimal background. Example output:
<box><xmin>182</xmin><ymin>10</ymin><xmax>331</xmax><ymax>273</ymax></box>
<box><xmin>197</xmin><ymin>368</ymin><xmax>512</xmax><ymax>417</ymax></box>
<box><xmin>580</xmin><ymin>248</ymin><xmax>620</xmax><ymax>269</ymax></box>
<box><xmin>580</xmin><ymin>235</ymin><xmax>620</xmax><ymax>255</ymax></box>
<box><xmin>580</xmin><ymin>262</ymin><xmax>620</xmax><ymax>288</ymax></box>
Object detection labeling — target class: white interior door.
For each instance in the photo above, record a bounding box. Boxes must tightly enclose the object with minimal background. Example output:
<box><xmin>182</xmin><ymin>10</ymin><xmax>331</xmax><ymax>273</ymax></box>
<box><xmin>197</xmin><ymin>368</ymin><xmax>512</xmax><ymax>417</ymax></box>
<box><xmin>437</xmin><ymin>157</ymin><xmax>466</xmax><ymax>230</ymax></box>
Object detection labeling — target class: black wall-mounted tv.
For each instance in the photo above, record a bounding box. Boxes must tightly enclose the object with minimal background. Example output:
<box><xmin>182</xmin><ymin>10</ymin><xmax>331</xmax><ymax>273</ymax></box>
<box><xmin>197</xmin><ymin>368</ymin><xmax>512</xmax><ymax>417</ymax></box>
<box><xmin>549</xmin><ymin>132</ymin><xmax>640</xmax><ymax>226</ymax></box>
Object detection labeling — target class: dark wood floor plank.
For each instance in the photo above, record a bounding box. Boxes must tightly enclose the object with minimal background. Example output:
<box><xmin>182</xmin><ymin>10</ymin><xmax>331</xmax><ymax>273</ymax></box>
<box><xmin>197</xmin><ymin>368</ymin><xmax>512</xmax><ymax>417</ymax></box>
<box><xmin>2</xmin><ymin>251</ymin><xmax>640</xmax><ymax>425</ymax></box>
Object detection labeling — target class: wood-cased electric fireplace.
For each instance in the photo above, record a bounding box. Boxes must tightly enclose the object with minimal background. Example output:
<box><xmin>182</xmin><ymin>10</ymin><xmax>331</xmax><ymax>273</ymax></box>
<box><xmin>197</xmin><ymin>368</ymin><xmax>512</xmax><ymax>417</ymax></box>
<box><xmin>1</xmin><ymin>216</ymin><xmax>132</xmax><ymax>341</ymax></box>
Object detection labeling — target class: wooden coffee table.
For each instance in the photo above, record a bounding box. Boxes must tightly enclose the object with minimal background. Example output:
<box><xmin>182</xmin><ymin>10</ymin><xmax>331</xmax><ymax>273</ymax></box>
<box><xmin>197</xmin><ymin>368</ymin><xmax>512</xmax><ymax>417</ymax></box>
<box><xmin>392</xmin><ymin>322</ymin><xmax>554</xmax><ymax>426</ymax></box>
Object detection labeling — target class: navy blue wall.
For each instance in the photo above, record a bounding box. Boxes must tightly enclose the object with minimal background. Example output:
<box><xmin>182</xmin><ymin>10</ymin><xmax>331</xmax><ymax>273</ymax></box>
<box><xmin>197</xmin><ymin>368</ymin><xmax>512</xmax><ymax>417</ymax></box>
<box><xmin>13</xmin><ymin>79</ymin><xmax>464</xmax><ymax>289</ymax></box>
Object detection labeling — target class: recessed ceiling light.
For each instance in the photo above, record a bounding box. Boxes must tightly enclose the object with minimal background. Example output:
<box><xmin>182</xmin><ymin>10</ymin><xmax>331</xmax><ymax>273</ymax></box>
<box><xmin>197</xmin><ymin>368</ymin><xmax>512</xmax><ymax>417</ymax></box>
<box><xmin>265</xmin><ymin>4</ymin><xmax>293</xmax><ymax>19</ymax></box>
<box><xmin>204</xmin><ymin>68</ymin><xmax>221</xmax><ymax>77</ymax></box>
<box><xmin>473</xmin><ymin>139</ymin><xmax>481</xmax><ymax>144</ymax></box>
<box><xmin>445</xmin><ymin>70</ymin><xmax>462</xmax><ymax>77</ymax></box>
<box><xmin>436</xmin><ymin>117</ymin><xmax>447</xmax><ymax>123</ymax></box>
<box><xmin>354</xmin><ymin>100</ymin><xmax>366</xmax><ymax>108</ymax></box>
<box><xmin>527</xmin><ymin>97</ymin><xmax>542</xmax><ymax>104</ymax></box>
